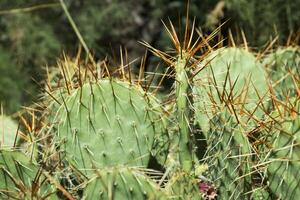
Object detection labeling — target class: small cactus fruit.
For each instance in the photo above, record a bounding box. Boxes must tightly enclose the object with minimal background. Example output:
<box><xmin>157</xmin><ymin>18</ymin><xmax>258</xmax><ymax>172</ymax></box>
<box><xmin>82</xmin><ymin>167</ymin><xmax>166</xmax><ymax>199</ymax></box>
<box><xmin>52</xmin><ymin>79</ymin><xmax>167</xmax><ymax>172</ymax></box>
<box><xmin>193</xmin><ymin>47</ymin><xmax>269</xmax><ymax>134</ymax></box>
<box><xmin>263</xmin><ymin>46</ymin><xmax>300</xmax><ymax>99</ymax></box>
<box><xmin>263</xmin><ymin>101</ymin><xmax>300</xmax><ymax>199</ymax></box>
<box><xmin>0</xmin><ymin>115</ymin><xmax>18</xmax><ymax>148</ymax></box>
<box><xmin>0</xmin><ymin>149</ymin><xmax>56</xmax><ymax>199</ymax></box>
<box><xmin>201</xmin><ymin>107</ymin><xmax>253</xmax><ymax>199</ymax></box>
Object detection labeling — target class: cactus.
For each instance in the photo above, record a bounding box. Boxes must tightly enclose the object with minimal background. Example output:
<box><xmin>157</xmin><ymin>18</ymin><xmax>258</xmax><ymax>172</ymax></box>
<box><xmin>200</xmin><ymin>106</ymin><xmax>253</xmax><ymax>199</ymax></box>
<box><xmin>82</xmin><ymin>167</ymin><xmax>166</xmax><ymax>199</ymax></box>
<box><xmin>51</xmin><ymin>79</ymin><xmax>167</xmax><ymax>173</ymax></box>
<box><xmin>0</xmin><ymin>115</ymin><xmax>18</xmax><ymax>148</ymax></box>
<box><xmin>260</xmin><ymin>100</ymin><xmax>300</xmax><ymax>199</ymax></box>
<box><xmin>173</xmin><ymin>53</ymin><xmax>194</xmax><ymax>172</ymax></box>
<box><xmin>263</xmin><ymin>46</ymin><xmax>300</xmax><ymax>99</ymax></box>
<box><xmin>164</xmin><ymin>171</ymin><xmax>203</xmax><ymax>200</ymax></box>
<box><xmin>0</xmin><ymin>149</ymin><xmax>57</xmax><ymax>199</ymax></box>
<box><xmin>2</xmin><ymin>8</ymin><xmax>300</xmax><ymax>199</ymax></box>
<box><xmin>193</xmin><ymin>47</ymin><xmax>269</xmax><ymax>134</ymax></box>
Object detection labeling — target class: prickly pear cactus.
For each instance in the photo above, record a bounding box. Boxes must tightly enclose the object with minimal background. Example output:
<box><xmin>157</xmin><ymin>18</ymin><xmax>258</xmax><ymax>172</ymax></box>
<box><xmin>82</xmin><ymin>167</ymin><xmax>166</xmax><ymax>199</ymax></box>
<box><xmin>201</xmin><ymin>107</ymin><xmax>253</xmax><ymax>199</ymax></box>
<box><xmin>0</xmin><ymin>149</ymin><xmax>57</xmax><ymax>199</ymax></box>
<box><xmin>263</xmin><ymin>46</ymin><xmax>300</xmax><ymax>99</ymax></box>
<box><xmin>193</xmin><ymin>47</ymin><xmax>268</xmax><ymax>134</ymax></box>
<box><xmin>263</xmin><ymin>101</ymin><xmax>300</xmax><ymax>199</ymax></box>
<box><xmin>52</xmin><ymin>79</ymin><xmax>167</xmax><ymax>173</ymax></box>
<box><xmin>0</xmin><ymin>115</ymin><xmax>18</xmax><ymax>148</ymax></box>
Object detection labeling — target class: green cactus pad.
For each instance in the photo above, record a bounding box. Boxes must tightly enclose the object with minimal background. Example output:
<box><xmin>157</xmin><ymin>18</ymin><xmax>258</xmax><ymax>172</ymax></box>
<box><xmin>53</xmin><ymin>79</ymin><xmax>167</xmax><ymax>172</ymax></box>
<box><xmin>202</xmin><ymin>108</ymin><xmax>252</xmax><ymax>199</ymax></box>
<box><xmin>264</xmin><ymin>103</ymin><xmax>300</xmax><ymax>199</ymax></box>
<box><xmin>82</xmin><ymin>167</ymin><xmax>166</xmax><ymax>200</ymax></box>
<box><xmin>193</xmin><ymin>47</ymin><xmax>268</xmax><ymax>134</ymax></box>
<box><xmin>0</xmin><ymin>149</ymin><xmax>57</xmax><ymax>199</ymax></box>
<box><xmin>263</xmin><ymin>46</ymin><xmax>300</xmax><ymax>99</ymax></box>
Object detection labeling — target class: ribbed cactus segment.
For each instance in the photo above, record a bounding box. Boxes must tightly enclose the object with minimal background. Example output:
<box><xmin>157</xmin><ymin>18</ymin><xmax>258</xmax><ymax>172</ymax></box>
<box><xmin>54</xmin><ymin>79</ymin><xmax>167</xmax><ymax>171</ymax></box>
<box><xmin>202</xmin><ymin>108</ymin><xmax>252</xmax><ymax>199</ymax></box>
<box><xmin>174</xmin><ymin>54</ymin><xmax>193</xmax><ymax>172</ymax></box>
<box><xmin>263</xmin><ymin>46</ymin><xmax>300</xmax><ymax>99</ymax></box>
<box><xmin>193</xmin><ymin>47</ymin><xmax>268</xmax><ymax>134</ymax></box>
<box><xmin>0</xmin><ymin>115</ymin><xmax>18</xmax><ymax>148</ymax></box>
<box><xmin>83</xmin><ymin>167</ymin><xmax>166</xmax><ymax>199</ymax></box>
<box><xmin>265</xmin><ymin>104</ymin><xmax>300</xmax><ymax>199</ymax></box>
<box><xmin>0</xmin><ymin>150</ymin><xmax>56</xmax><ymax>199</ymax></box>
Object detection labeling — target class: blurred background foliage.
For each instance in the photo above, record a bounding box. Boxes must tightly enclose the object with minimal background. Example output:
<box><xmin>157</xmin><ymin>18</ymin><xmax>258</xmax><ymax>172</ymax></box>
<box><xmin>0</xmin><ymin>0</ymin><xmax>299</xmax><ymax>113</ymax></box>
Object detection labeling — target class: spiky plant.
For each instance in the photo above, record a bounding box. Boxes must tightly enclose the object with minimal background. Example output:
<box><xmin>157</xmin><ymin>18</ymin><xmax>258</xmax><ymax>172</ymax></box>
<box><xmin>263</xmin><ymin>46</ymin><xmax>300</xmax><ymax>99</ymax></box>
<box><xmin>81</xmin><ymin>167</ymin><xmax>167</xmax><ymax>199</ymax></box>
<box><xmin>2</xmin><ymin>3</ymin><xmax>299</xmax><ymax>198</ymax></box>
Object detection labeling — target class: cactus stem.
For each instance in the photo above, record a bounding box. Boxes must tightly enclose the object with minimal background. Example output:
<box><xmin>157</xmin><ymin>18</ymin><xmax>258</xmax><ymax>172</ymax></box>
<box><xmin>175</xmin><ymin>53</ymin><xmax>193</xmax><ymax>172</ymax></box>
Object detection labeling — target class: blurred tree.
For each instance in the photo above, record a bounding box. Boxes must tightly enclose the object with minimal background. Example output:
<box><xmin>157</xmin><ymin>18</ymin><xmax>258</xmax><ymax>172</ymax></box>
<box><xmin>0</xmin><ymin>47</ymin><xmax>24</xmax><ymax>112</ymax></box>
<box><xmin>224</xmin><ymin>0</ymin><xmax>300</xmax><ymax>46</ymax></box>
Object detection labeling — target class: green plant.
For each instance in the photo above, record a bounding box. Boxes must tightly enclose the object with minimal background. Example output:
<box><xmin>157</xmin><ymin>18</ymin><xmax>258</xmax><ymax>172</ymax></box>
<box><xmin>0</xmin><ymin>48</ymin><xmax>24</xmax><ymax>113</ymax></box>
<box><xmin>1</xmin><ymin>6</ymin><xmax>299</xmax><ymax>199</ymax></box>
<box><xmin>82</xmin><ymin>167</ymin><xmax>166</xmax><ymax>199</ymax></box>
<box><xmin>258</xmin><ymin>99</ymin><xmax>300</xmax><ymax>199</ymax></box>
<box><xmin>225</xmin><ymin>0</ymin><xmax>300</xmax><ymax>46</ymax></box>
<box><xmin>51</xmin><ymin>79</ymin><xmax>168</xmax><ymax>173</ymax></box>
<box><xmin>263</xmin><ymin>46</ymin><xmax>300</xmax><ymax>99</ymax></box>
<box><xmin>201</xmin><ymin>107</ymin><xmax>253</xmax><ymax>199</ymax></box>
<box><xmin>0</xmin><ymin>149</ymin><xmax>57</xmax><ymax>199</ymax></box>
<box><xmin>193</xmin><ymin>47</ymin><xmax>269</xmax><ymax>134</ymax></box>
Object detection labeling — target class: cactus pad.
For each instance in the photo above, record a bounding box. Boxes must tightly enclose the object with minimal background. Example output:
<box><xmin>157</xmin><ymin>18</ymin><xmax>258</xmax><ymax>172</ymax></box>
<box><xmin>82</xmin><ymin>167</ymin><xmax>166</xmax><ymax>199</ymax></box>
<box><xmin>193</xmin><ymin>47</ymin><xmax>268</xmax><ymax>134</ymax></box>
<box><xmin>53</xmin><ymin>79</ymin><xmax>167</xmax><ymax>172</ymax></box>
